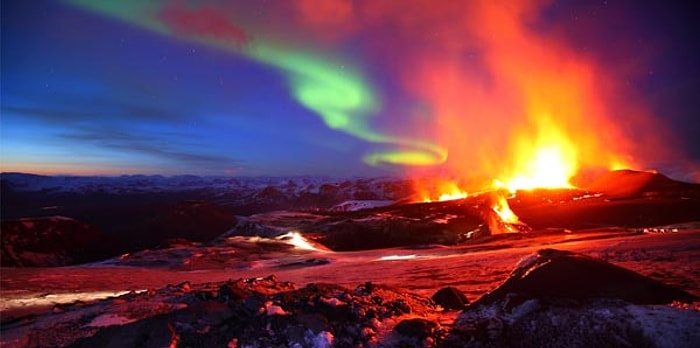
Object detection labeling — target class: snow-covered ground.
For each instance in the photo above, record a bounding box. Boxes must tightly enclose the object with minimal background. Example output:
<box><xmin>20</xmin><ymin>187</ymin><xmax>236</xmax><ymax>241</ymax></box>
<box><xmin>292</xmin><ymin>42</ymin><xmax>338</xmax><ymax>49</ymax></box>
<box><xmin>2</xmin><ymin>228</ymin><xmax>699</xmax><ymax>347</ymax></box>
<box><xmin>0</xmin><ymin>173</ymin><xmax>404</xmax><ymax>196</ymax></box>
<box><xmin>2</xmin><ymin>170</ymin><xmax>699</xmax><ymax>346</ymax></box>
<box><xmin>329</xmin><ymin>200</ymin><xmax>396</xmax><ymax>212</ymax></box>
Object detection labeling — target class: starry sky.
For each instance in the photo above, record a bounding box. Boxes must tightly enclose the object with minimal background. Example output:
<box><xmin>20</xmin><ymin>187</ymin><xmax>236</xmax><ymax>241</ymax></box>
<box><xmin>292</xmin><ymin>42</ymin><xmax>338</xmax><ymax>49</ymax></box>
<box><xmin>2</xmin><ymin>1</ymin><xmax>699</xmax><ymax>178</ymax></box>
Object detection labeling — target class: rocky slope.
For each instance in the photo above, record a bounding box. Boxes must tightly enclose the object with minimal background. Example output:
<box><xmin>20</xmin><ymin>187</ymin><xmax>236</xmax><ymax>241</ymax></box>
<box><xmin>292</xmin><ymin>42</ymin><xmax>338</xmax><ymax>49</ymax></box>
<box><xmin>1</xmin><ymin>216</ymin><xmax>106</xmax><ymax>267</ymax></box>
<box><xmin>2</xmin><ymin>249</ymin><xmax>698</xmax><ymax>347</ymax></box>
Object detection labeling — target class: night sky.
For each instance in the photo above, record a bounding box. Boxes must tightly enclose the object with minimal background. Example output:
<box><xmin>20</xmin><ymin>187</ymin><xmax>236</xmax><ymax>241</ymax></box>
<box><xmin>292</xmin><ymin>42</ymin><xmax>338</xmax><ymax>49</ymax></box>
<box><xmin>2</xmin><ymin>1</ymin><xmax>699</xmax><ymax>179</ymax></box>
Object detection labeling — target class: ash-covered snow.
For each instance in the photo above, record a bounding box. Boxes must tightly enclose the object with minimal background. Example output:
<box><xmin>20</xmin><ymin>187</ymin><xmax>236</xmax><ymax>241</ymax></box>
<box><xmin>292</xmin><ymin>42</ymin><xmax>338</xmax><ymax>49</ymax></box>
<box><xmin>329</xmin><ymin>200</ymin><xmax>396</xmax><ymax>212</ymax></box>
<box><xmin>446</xmin><ymin>247</ymin><xmax>700</xmax><ymax>346</ymax></box>
<box><xmin>304</xmin><ymin>330</ymin><xmax>334</xmax><ymax>348</ymax></box>
<box><xmin>86</xmin><ymin>313</ymin><xmax>136</xmax><ymax>327</ymax></box>
<box><xmin>2</xmin><ymin>235</ymin><xmax>699</xmax><ymax>347</ymax></box>
<box><xmin>2</xmin><ymin>170</ymin><xmax>700</xmax><ymax>346</ymax></box>
<box><xmin>1</xmin><ymin>276</ymin><xmax>438</xmax><ymax>347</ymax></box>
<box><xmin>451</xmin><ymin>298</ymin><xmax>700</xmax><ymax>347</ymax></box>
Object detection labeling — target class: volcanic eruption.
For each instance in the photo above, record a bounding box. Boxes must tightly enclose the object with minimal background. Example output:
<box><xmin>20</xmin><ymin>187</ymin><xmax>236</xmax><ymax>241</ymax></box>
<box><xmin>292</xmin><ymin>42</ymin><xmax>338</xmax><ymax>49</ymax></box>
<box><xmin>392</xmin><ymin>0</ymin><xmax>693</xmax><ymax>233</ymax></box>
<box><xmin>2</xmin><ymin>1</ymin><xmax>700</xmax><ymax>346</ymax></box>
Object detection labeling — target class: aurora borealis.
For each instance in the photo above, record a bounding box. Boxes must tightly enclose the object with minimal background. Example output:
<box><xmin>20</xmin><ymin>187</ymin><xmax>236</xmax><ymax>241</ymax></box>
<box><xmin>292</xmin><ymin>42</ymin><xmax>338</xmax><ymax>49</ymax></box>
<box><xmin>2</xmin><ymin>1</ymin><xmax>699</xmax><ymax>178</ymax></box>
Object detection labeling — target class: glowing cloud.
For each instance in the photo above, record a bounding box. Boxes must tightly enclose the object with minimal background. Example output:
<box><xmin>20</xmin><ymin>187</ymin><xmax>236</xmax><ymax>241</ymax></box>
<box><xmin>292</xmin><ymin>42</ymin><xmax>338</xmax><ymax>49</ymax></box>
<box><xmin>372</xmin><ymin>0</ymin><xmax>675</xmax><ymax>189</ymax></box>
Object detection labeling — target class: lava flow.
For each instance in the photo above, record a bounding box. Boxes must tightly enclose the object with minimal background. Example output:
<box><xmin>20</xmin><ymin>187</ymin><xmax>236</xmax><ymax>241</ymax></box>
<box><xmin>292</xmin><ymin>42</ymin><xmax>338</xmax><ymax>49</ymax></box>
<box><xmin>421</xmin><ymin>180</ymin><xmax>468</xmax><ymax>203</ymax></box>
<box><xmin>407</xmin><ymin>0</ymin><xmax>670</xmax><ymax>231</ymax></box>
<box><xmin>418</xmin><ymin>141</ymin><xmax>580</xmax><ymax>233</ymax></box>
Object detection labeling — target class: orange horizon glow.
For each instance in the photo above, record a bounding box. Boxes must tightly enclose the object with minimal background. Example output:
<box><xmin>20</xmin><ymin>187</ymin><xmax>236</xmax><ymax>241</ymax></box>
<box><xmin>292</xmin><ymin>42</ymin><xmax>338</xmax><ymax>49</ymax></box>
<box><xmin>0</xmin><ymin>161</ymin><xmax>235</xmax><ymax>177</ymax></box>
<box><xmin>0</xmin><ymin>163</ymin><xmax>123</xmax><ymax>176</ymax></box>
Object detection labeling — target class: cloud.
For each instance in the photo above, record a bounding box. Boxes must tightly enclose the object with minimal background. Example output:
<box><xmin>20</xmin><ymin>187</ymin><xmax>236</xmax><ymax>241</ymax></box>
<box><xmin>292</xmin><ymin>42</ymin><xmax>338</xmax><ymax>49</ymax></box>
<box><xmin>1</xmin><ymin>105</ymin><xmax>97</xmax><ymax>122</ymax></box>
<box><xmin>160</xmin><ymin>2</ymin><xmax>250</xmax><ymax>46</ymax></box>
<box><xmin>59</xmin><ymin>128</ymin><xmax>242</xmax><ymax>167</ymax></box>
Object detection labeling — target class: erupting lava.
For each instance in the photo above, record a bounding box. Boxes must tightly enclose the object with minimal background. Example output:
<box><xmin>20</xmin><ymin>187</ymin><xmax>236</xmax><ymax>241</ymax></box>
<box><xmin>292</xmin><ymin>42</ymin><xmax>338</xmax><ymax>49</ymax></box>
<box><xmin>487</xmin><ymin>191</ymin><xmax>526</xmax><ymax>234</ymax></box>
<box><xmin>435</xmin><ymin>191</ymin><xmax>468</xmax><ymax>202</ymax></box>
<box><xmin>419</xmin><ymin>141</ymin><xmax>578</xmax><ymax>233</ymax></box>
<box><xmin>421</xmin><ymin>180</ymin><xmax>468</xmax><ymax>203</ymax></box>
<box><xmin>492</xmin><ymin>192</ymin><xmax>518</xmax><ymax>224</ymax></box>
<box><xmin>409</xmin><ymin>0</ymin><xmax>664</xmax><ymax>218</ymax></box>
<box><xmin>497</xmin><ymin>143</ymin><xmax>577</xmax><ymax>192</ymax></box>
<box><xmin>406</xmin><ymin>0</ymin><xmax>673</xmax><ymax>233</ymax></box>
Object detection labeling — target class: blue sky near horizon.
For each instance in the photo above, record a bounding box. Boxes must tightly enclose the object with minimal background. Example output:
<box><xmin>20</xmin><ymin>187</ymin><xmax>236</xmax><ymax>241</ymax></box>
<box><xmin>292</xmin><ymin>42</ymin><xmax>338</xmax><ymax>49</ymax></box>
<box><xmin>1</xmin><ymin>0</ymin><xmax>377</xmax><ymax>176</ymax></box>
<box><xmin>2</xmin><ymin>0</ymin><xmax>699</xmax><ymax>178</ymax></box>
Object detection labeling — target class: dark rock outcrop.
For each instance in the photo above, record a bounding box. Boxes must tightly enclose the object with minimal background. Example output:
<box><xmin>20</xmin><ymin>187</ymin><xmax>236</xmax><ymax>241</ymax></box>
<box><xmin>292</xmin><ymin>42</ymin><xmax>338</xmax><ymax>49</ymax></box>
<box><xmin>1</xmin><ymin>216</ymin><xmax>106</xmax><ymax>267</ymax></box>
<box><xmin>392</xmin><ymin>318</ymin><xmax>442</xmax><ymax>346</ymax></box>
<box><xmin>4</xmin><ymin>258</ymin><xmax>699</xmax><ymax>348</ymax></box>
<box><xmin>473</xmin><ymin>248</ymin><xmax>697</xmax><ymax>306</ymax></box>
<box><xmin>432</xmin><ymin>286</ymin><xmax>470</xmax><ymax>310</ymax></box>
<box><xmin>447</xmin><ymin>249</ymin><xmax>700</xmax><ymax>347</ymax></box>
<box><xmin>585</xmin><ymin>169</ymin><xmax>700</xmax><ymax>198</ymax></box>
<box><xmin>51</xmin><ymin>277</ymin><xmax>436</xmax><ymax>348</ymax></box>
<box><xmin>147</xmin><ymin>200</ymin><xmax>237</xmax><ymax>244</ymax></box>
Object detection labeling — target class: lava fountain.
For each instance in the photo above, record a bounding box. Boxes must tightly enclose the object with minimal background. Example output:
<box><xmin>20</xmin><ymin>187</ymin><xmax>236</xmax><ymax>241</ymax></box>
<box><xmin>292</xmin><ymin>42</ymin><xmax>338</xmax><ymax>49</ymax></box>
<box><xmin>403</xmin><ymin>1</ymin><xmax>677</xmax><ymax>231</ymax></box>
<box><xmin>65</xmin><ymin>0</ymin><xmax>683</xmax><ymax>230</ymax></box>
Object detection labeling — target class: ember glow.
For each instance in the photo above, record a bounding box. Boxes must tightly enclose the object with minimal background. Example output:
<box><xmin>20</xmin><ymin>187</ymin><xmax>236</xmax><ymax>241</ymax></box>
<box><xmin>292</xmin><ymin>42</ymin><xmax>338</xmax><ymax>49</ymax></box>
<box><xmin>498</xmin><ymin>143</ymin><xmax>577</xmax><ymax>192</ymax></box>
<box><xmin>378</xmin><ymin>254</ymin><xmax>417</xmax><ymax>261</ymax></box>
<box><xmin>277</xmin><ymin>232</ymin><xmax>328</xmax><ymax>252</ymax></box>
<box><xmin>0</xmin><ymin>290</ymin><xmax>147</xmax><ymax>313</ymax></box>
<box><xmin>422</xmin><ymin>181</ymin><xmax>469</xmax><ymax>203</ymax></box>
<box><xmin>437</xmin><ymin>191</ymin><xmax>468</xmax><ymax>202</ymax></box>
<box><xmin>492</xmin><ymin>193</ymin><xmax>519</xmax><ymax>226</ymax></box>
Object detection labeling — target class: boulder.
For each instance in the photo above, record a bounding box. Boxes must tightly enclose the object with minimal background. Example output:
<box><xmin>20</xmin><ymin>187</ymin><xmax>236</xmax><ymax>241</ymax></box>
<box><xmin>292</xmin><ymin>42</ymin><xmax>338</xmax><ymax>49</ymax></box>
<box><xmin>473</xmin><ymin>248</ymin><xmax>697</xmax><ymax>306</ymax></box>
<box><xmin>432</xmin><ymin>286</ymin><xmax>469</xmax><ymax>310</ymax></box>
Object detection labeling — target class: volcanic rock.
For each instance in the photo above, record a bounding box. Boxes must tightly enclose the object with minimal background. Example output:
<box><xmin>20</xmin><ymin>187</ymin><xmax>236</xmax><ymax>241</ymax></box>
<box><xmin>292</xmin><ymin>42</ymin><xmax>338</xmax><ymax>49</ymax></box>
<box><xmin>448</xmin><ymin>296</ymin><xmax>700</xmax><ymax>348</ymax></box>
<box><xmin>447</xmin><ymin>248</ymin><xmax>700</xmax><ymax>347</ymax></box>
<box><xmin>217</xmin><ymin>283</ymin><xmax>249</xmax><ymax>302</ymax></box>
<box><xmin>432</xmin><ymin>286</ymin><xmax>470</xmax><ymax>310</ymax></box>
<box><xmin>392</xmin><ymin>318</ymin><xmax>442</xmax><ymax>346</ymax></box>
<box><xmin>508</xmin><ymin>169</ymin><xmax>700</xmax><ymax>231</ymax></box>
<box><xmin>585</xmin><ymin>169</ymin><xmax>700</xmax><ymax>198</ymax></box>
<box><xmin>149</xmin><ymin>200</ymin><xmax>237</xmax><ymax>243</ymax></box>
<box><xmin>252</xmin><ymin>186</ymin><xmax>290</xmax><ymax>205</ymax></box>
<box><xmin>40</xmin><ymin>277</ymin><xmax>436</xmax><ymax>348</ymax></box>
<box><xmin>473</xmin><ymin>248</ymin><xmax>697</xmax><ymax>306</ymax></box>
<box><xmin>0</xmin><ymin>216</ymin><xmax>106</xmax><ymax>267</ymax></box>
<box><xmin>69</xmin><ymin>313</ymin><xmax>176</xmax><ymax>348</ymax></box>
<box><xmin>313</xmin><ymin>199</ymin><xmax>485</xmax><ymax>250</ymax></box>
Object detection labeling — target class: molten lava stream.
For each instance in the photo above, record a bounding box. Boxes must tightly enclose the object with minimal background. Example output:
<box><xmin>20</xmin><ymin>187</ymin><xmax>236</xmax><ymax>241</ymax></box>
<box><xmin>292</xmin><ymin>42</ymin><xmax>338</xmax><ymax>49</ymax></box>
<box><xmin>488</xmin><ymin>190</ymin><xmax>529</xmax><ymax>234</ymax></box>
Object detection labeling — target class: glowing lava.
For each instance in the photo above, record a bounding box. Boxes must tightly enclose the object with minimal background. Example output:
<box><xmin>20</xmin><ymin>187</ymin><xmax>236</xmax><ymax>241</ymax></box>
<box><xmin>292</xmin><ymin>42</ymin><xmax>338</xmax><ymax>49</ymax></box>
<box><xmin>422</xmin><ymin>181</ymin><xmax>468</xmax><ymax>202</ymax></box>
<box><xmin>437</xmin><ymin>191</ymin><xmax>468</xmax><ymax>202</ymax></box>
<box><xmin>492</xmin><ymin>193</ymin><xmax>519</xmax><ymax>224</ymax></box>
<box><xmin>487</xmin><ymin>191</ymin><xmax>525</xmax><ymax>234</ymax></box>
<box><xmin>276</xmin><ymin>231</ymin><xmax>328</xmax><ymax>252</ymax></box>
<box><xmin>496</xmin><ymin>141</ymin><xmax>578</xmax><ymax>192</ymax></box>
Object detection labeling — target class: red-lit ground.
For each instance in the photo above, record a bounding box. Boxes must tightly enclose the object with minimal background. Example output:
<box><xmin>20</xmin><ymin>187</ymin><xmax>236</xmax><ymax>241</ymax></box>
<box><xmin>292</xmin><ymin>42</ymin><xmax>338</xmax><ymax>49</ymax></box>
<box><xmin>3</xmin><ymin>228</ymin><xmax>700</xmax><ymax>312</ymax></box>
<box><xmin>2</xmin><ymin>170</ymin><xmax>700</xmax><ymax>346</ymax></box>
<box><xmin>2</xmin><ymin>227</ymin><xmax>699</xmax><ymax>346</ymax></box>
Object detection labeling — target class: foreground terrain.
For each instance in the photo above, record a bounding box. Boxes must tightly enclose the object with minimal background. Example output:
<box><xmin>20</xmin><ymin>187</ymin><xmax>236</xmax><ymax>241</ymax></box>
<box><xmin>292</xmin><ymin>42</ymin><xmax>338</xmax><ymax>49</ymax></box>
<box><xmin>2</xmin><ymin>228</ymin><xmax>700</xmax><ymax>347</ymax></box>
<box><xmin>1</xmin><ymin>170</ymin><xmax>700</xmax><ymax>346</ymax></box>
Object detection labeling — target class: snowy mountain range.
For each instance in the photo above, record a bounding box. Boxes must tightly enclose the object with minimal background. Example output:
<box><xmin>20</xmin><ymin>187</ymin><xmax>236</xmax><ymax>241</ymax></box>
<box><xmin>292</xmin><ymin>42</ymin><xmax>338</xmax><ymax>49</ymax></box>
<box><xmin>0</xmin><ymin>172</ymin><xmax>407</xmax><ymax>197</ymax></box>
